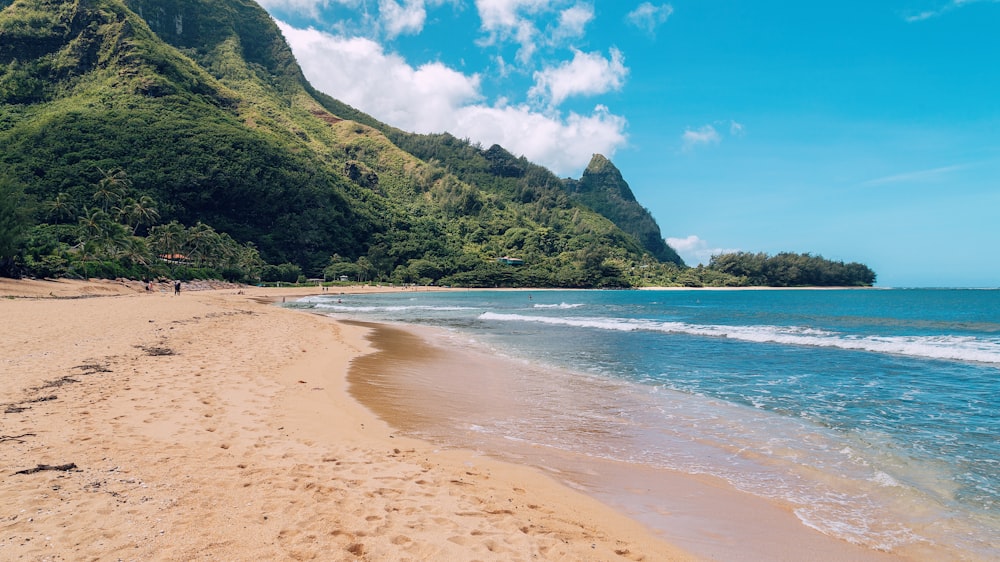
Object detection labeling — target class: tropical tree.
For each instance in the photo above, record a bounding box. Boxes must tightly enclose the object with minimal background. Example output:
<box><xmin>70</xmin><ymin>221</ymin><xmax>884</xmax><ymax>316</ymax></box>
<box><xmin>43</xmin><ymin>192</ymin><xmax>77</xmax><ymax>222</ymax></box>
<box><xmin>119</xmin><ymin>236</ymin><xmax>153</xmax><ymax>269</ymax></box>
<box><xmin>92</xmin><ymin>167</ymin><xmax>130</xmax><ymax>213</ymax></box>
<box><xmin>185</xmin><ymin>222</ymin><xmax>219</xmax><ymax>267</ymax></box>
<box><xmin>77</xmin><ymin>208</ymin><xmax>109</xmax><ymax>244</ymax></box>
<box><xmin>114</xmin><ymin>195</ymin><xmax>160</xmax><ymax>235</ymax></box>
<box><xmin>355</xmin><ymin>256</ymin><xmax>373</xmax><ymax>282</ymax></box>
<box><xmin>234</xmin><ymin>242</ymin><xmax>264</xmax><ymax>281</ymax></box>
<box><xmin>0</xmin><ymin>178</ymin><xmax>30</xmax><ymax>278</ymax></box>
<box><xmin>148</xmin><ymin>221</ymin><xmax>186</xmax><ymax>259</ymax></box>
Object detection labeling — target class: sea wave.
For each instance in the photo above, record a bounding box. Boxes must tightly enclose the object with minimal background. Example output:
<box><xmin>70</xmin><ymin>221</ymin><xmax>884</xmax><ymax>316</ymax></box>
<box><xmin>315</xmin><ymin>304</ymin><xmax>479</xmax><ymax>312</ymax></box>
<box><xmin>532</xmin><ymin>302</ymin><xmax>585</xmax><ymax>309</ymax></box>
<box><xmin>477</xmin><ymin>312</ymin><xmax>1000</xmax><ymax>365</ymax></box>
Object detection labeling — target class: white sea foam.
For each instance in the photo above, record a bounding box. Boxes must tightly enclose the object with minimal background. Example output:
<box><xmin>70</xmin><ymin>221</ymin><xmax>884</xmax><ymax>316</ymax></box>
<box><xmin>315</xmin><ymin>304</ymin><xmax>478</xmax><ymax>312</ymax></box>
<box><xmin>870</xmin><ymin>471</ymin><xmax>903</xmax><ymax>488</ymax></box>
<box><xmin>478</xmin><ymin>312</ymin><xmax>1000</xmax><ymax>365</ymax></box>
<box><xmin>532</xmin><ymin>302</ymin><xmax>584</xmax><ymax>309</ymax></box>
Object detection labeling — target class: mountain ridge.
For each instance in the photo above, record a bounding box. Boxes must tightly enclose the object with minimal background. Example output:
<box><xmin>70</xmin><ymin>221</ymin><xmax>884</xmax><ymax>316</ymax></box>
<box><xmin>565</xmin><ymin>154</ymin><xmax>683</xmax><ymax>265</ymax></box>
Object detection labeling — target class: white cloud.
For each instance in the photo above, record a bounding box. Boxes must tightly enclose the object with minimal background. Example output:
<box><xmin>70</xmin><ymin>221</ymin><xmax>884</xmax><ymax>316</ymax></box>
<box><xmin>260</xmin><ymin>0</ymin><xmax>457</xmax><ymax>37</ymax></box>
<box><xmin>257</xmin><ymin>0</ymin><xmax>347</xmax><ymax>19</ymax></box>
<box><xmin>666</xmin><ymin>235</ymin><xmax>737</xmax><ymax>266</ymax></box>
<box><xmin>453</xmin><ymin>104</ymin><xmax>626</xmax><ymax>175</ymax></box>
<box><xmin>473</xmin><ymin>0</ymin><xmax>579</xmax><ymax>62</ymax></box>
<box><xmin>680</xmin><ymin>120</ymin><xmax>745</xmax><ymax>151</ymax></box>
<box><xmin>379</xmin><ymin>0</ymin><xmax>427</xmax><ymax>37</ymax></box>
<box><xmin>903</xmin><ymin>0</ymin><xmax>1000</xmax><ymax>22</ymax></box>
<box><xmin>903</xmin><ymin>10</ymin><xmax>937</xmax><ymax>22</ymax></box>
<box><xmin>277</xmin><ymin>22</ymin><xmax>628</xmax><ymax>176</ymax></box>
<box><xmin>278</xmin><ymin>24</ymin><xmax>481</xmax><ymax>132</ymax></box>
<box><xmin>626</xmin><ymin>2</ymin><xmax>674</xmax><ymax>35</ymax></box>
<box><xmin>528</xmin><ymin>48</ymin><xmax>627</xmax><ymax>106</ymax></box>
<box><xmin>476</xmin><ymin>0</ymin><xmax>549</xmax><ymax>31</ymax></box>
<box><xmin>681</xmin><ymin>125</ymin><xmax>720</xmax><ymax>150</ymax></box>
<box><xmin>550</xmin><ymin>3</ymin><xmax>594</xmax><ymax>42</ymax></box>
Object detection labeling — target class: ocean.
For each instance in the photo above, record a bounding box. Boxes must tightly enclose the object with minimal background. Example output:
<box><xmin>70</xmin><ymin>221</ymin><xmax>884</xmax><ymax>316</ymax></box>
<box><xmin>290</xmin><ymin>288</ymin><xmax>999</xmax><ymax>560</ymax></box>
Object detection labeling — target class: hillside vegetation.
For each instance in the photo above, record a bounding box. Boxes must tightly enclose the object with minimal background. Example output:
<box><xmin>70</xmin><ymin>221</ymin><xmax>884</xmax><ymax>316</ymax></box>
<box><xmin>0</xmin><ymin>0</ymin><xmax>875</xmax><ymax>287</ymax></box>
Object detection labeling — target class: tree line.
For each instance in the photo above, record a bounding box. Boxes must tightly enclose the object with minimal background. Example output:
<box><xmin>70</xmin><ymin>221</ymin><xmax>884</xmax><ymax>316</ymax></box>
<box><xmin>1</xmin><ymin>169</ymin><xmax>263</xmax><ymax>281</ymax></box>
<box><xmin>706</xmin><ymin>251</ymin><xmax>876</xmax><ymax>287</ymax></box>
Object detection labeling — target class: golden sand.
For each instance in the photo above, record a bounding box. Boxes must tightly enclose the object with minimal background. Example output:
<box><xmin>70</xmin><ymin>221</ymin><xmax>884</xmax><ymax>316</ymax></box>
<box><xmin>0</xmin><ymin>279</ymin><xmax>698</xmax><ymax>561</ymax></box>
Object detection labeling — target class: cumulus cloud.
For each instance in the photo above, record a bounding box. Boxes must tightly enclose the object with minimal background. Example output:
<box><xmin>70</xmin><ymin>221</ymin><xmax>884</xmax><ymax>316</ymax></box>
<box><xmin>475</xmin><ymin>0</ymin><xmax>548</xmax><ymax>61</ymax></box>
<box><xmin>261</xmin><ymin>0</ymin><xmax>456</xmax><ymax>37</ymax></box>
<box><xmin>626</xmin><ymin>2</ymin><xmax>674</xmax><ymax>35</ymax></box>
<box><xmin>474</xmin><ymin>0</ymin><xmax>589</xmax><ymax>62</ymax></box>
<box><xmin>550</xmin><ymin>3</ymin><xmax>594</xmax><ymax>42</ymax></box>
<box><xmin>277</xmin><ymin>22</ymin><xmax>628</xmax><ymax>176</ymax></box>
<box><xmin>453</xmin><ymin>104</ymin><xmax>626</xmax><ymax>176</ymax></box>
<box><xmin>278</xmin><ymin>24</ymin><xmax>481</xmax><ymax>131</ymax></box>
<box><xmin>666</xmin><ymin>235</ymin><xmax>737</xmax><ymax>266</ymax></box>
<box><xmin>476</xmin><ymin>0</ymin><xmax>549</xmax><ymax>31</ymax></box>
<box><xmin>528</xmin><ymin>48</ymin><xmax>627</xmax><ymax>106</ymax></box>
<box><xmin>379</xmin><ymin>0</ymin><xmax>427</xmax><ymax>37</ymax></box>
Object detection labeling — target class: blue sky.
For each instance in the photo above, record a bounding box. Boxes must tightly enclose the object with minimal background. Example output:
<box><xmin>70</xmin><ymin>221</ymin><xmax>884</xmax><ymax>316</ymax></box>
<box><xmin>257</xmin><ymin>0</ymin><xmax>1000</xmax><ymax>287</ymax></box>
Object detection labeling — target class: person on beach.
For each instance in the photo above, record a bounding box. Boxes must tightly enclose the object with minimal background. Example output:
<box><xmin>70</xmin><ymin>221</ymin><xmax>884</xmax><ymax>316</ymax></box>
<box><xmin>174</xmin><ymin>281</ymin><xmax>181</xmax><ymax>295</ymax></box>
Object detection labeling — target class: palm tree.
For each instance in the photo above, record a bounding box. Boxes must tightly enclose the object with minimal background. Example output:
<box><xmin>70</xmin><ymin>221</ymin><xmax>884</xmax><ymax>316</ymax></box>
<box><xmin>236</xmin><ymin>242</ymin><xmax>264</xmax><ymax>281</ymax></box>
<box><xmin>356</xmin><ymin>256</ymin><xmax>373</xmax><ymax>283</ymax></box>
<box><xmin>129</xmin><ymin>195</ymin><xmax>160</xmax><ymax>235</ymax></box>
<box><xmin>114</xmin><ymin>195</ymin><xmax>160</xmax><ymax>235</ymax></box>
<box><xmin>44</xmin><ymin>192</ymin><xmax>77</xmax><ymax>222</ymax></box>
<box><xmin>93</xmin><ymin>167</ymin><xmax>130</xmax><ymax>213</ymax></box>
<box><xmin>76</xmin><ymin>208</ymin><xmax>109</xmax><ymax>278</ymax></box>
<box><xmin>112</xmin><ymin>197</ymin><xmax>134</xmax><ymax>227</ymax></box>
<box><xmin>97</xmin><ymin>221</ymin><xmax>129</xmax><ymax>261</ymax></box>
<box><xmin>119</xmin><ymin>236</ymin><xmax>153</xmax><ymax>271</ymax></box>
<box><xmin>78</xmin><ymin>208</ymin><xmax>129</xmax><ymax>259</ymax></box>
<box><xmin>77</xmin><ymin>207</ymin><xmax>108</xmax><ymax>241</ymax></box>
<box><xmin>185</xmin><ymin>222</ymin><xmax>219</xmax><ymax>267</ymax></box>
<box><xmin>148</xmin><ymin>221</ymin><xmax>186</xmax><ymax>260</ymax></box>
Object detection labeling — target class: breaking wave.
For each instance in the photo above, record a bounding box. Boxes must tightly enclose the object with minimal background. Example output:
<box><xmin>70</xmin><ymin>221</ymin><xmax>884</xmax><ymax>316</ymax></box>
<box><xmin>478</xmin><ymin>312</ymin><xmax>1000</xmax><ymax>365</ymax></box>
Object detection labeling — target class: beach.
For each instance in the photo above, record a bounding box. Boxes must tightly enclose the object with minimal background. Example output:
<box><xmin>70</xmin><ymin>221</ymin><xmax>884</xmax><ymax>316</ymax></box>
<box><xmin>0</xmin><ymin>279</ymin><xmax>698</xmax><ymax>561</ymax></box>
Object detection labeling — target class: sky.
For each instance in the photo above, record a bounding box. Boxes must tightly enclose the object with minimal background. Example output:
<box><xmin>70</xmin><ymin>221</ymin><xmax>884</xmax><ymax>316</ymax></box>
<box><xmin>256</xmin><ymin>0</ymin><xmax>1000</xmax><ymax>287</ymax></box>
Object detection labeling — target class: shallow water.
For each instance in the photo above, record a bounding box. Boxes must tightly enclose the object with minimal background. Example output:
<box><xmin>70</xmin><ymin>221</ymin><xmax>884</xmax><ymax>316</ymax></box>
<box><xmin>292</xmin><ymin>288</ymin><xmax>1000</xmax><ymax>560</ymax></box>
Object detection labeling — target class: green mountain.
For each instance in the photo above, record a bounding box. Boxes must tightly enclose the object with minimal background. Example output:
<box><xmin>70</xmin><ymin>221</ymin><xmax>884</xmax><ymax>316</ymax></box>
<box><xmin>0</xmin><ymin>0</ymin><xmax>685</xmax><ymax>286</ymax></box>
<box><xmin>563</xmin><ymin>154</ymin><xmax>683</xmax><ymax>265</ymax></box>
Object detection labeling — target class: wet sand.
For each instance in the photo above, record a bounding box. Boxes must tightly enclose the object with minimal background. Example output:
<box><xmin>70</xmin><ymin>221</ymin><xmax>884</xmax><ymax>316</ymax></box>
<box><xmin>348</xmin><ymin>321</ymin><xmax>939</xmax><ymax>562</ymax></box>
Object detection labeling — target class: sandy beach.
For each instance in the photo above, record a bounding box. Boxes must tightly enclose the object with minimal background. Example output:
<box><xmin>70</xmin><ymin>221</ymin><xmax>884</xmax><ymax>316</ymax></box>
<box><xmin>0</xmin><ymin>278</ymin><xmax>699</xmax><ymax>561</ymax></box>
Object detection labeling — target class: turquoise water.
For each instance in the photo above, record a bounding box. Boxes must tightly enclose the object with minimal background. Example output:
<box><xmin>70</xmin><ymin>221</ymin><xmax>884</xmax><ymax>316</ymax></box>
<box><xmin>293</xmin><ymin>288</ymin><xmax>999</xmax><ymax>558</ymax></box>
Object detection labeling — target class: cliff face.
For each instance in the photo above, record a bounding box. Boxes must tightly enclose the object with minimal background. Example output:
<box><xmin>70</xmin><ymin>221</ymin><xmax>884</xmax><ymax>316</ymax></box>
<box><xmin>0</xmin><ymin>0</ymin><xmax>678</xmax><ymax>285</ymax></box>
<box><xmin>564</xmin><ymin>155</ymin><xmax>684</xmax><ymax>265</ymax></box>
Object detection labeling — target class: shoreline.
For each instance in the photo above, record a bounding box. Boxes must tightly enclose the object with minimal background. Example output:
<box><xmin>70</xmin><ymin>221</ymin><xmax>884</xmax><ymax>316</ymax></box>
<box><xmin>343</xmin><ymin>319</ymin><xmax>927</xmax><ymax>562</ymax></box>
<box><xmin>0</xmin><ymin>278</ymin><xmax>696</xmax><ymax>560</ymax></box>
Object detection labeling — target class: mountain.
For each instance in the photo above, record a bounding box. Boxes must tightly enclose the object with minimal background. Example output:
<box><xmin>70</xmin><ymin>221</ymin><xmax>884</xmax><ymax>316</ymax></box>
<box><xmin>0</xmin><ymin>0</ymin><xmax>681</xmax><ymax>287</ymax></box>
<box><xmin>563</xmin><ymin>155</ymin><xmax>683</xmax><ymax>265</ymax></box>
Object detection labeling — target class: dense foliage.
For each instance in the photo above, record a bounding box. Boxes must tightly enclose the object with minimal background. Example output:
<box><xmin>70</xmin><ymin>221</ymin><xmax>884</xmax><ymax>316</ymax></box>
<box><xmin>0</xmin><ymin>176</ymin><xmax>31</xmax><ymax>277</ymax></box>
<box><xmin>4</xmin><ymin>164</ymin><xmax>266</xmax><ymax>281</ymax></box>
<box><xmin>707</xmin><ymin>252</ymin><xmax>876</xmax><ymax>287</ymax></box>
<box><xmin>0</xmin><ymin>0</ymin><xmax>875</xmax><ymax>288</ymax></box>
<box><xmin>563</xmin><ymin>155</ymin><xmax>683</xmax><ymax>265</ymax></box>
